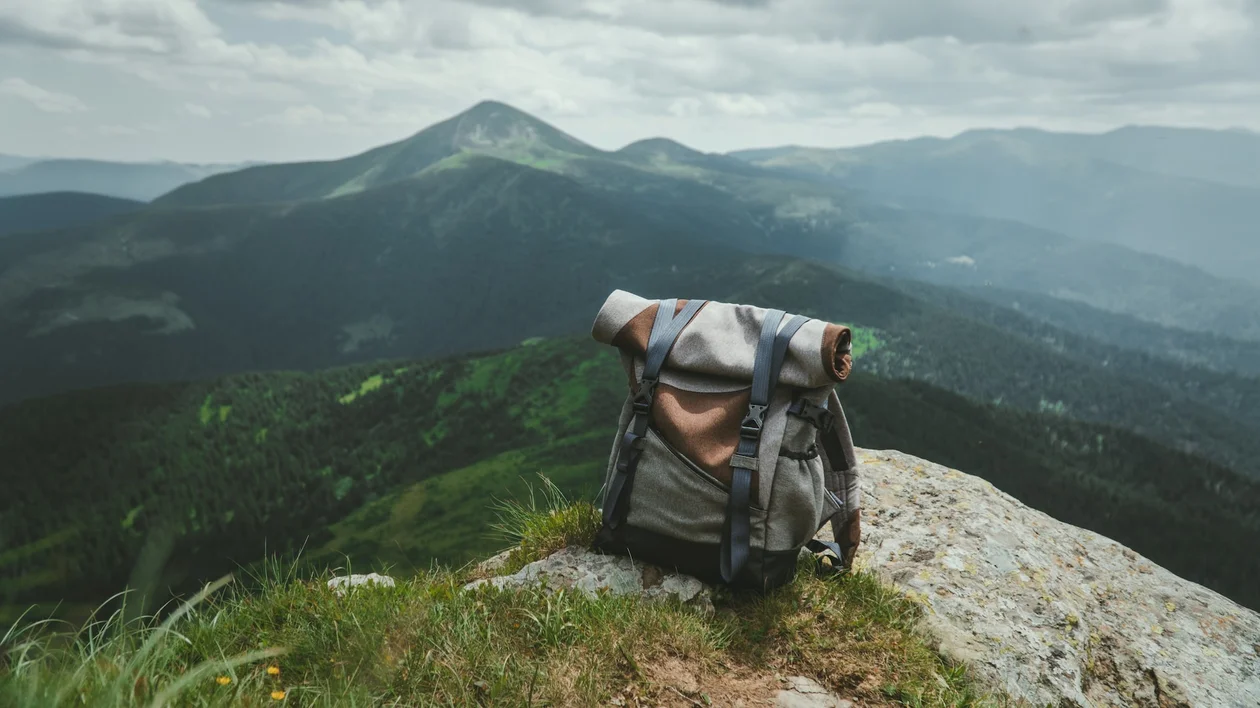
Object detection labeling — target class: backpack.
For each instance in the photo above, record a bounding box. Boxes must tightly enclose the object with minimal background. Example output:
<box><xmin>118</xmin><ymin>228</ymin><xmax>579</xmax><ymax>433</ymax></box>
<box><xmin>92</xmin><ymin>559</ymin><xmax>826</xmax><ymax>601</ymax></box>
<box><xmin>590</xmin><ymin>290</ymin><xmax>862</xmax><ymax>592</ymax></box>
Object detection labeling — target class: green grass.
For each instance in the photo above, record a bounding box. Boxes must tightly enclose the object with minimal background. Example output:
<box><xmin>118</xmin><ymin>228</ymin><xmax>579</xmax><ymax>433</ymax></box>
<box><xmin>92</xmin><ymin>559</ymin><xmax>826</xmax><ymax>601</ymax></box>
<box><xmin>487</xmin><ymin>473</ymin><xmax>602</xmax><ymax>575</ymax></box>
<box><xmin>0</xmin><ymin>493</ymin><xmax>1004</xmax><ymax>707</ymax></box>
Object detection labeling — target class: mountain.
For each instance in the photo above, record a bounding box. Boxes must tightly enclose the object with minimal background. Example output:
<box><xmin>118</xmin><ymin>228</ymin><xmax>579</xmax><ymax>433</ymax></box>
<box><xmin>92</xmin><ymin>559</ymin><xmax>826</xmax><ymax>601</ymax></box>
<box><xmin>0</xmin><ymin>159</ymin><xmax>260</xmax><ymax>202</ymax></box>
<box><xmin>142</xmin><ymin>103</ymin><xmax>1260</xmax><ymax>343</ymax></box>
<box><xmin>995</xmin><ymin>125</ymin><xmax>1260</xmax><ymax>191</ymax></box>
<box><xmin>0</xmin><ymin>154</ymin><xmax>766</xmax><ymax>405</ymax></box>
<box><xmin>731</xmin><ymin>126</ymin><xmax>1260</xmax><ymax>286</ymax></box>
<box><xmin>9</xmin><ymin>171</ymin><xmax>1260</xmax><ymax>484</ymax></box>
<box><xmin>5</xmin><ymin>108</ymin><xmax>1260</xmax><ymax>482</ymax></box>
<box><xmin>3</xmin><ymin>336</ymin><xmax>1258</xmax><ymax>617</ymax></box>
<box><xmin>0</xmin><ymin>192</ymin><xmax>143</xmax><ymax>237</ymax></box>
<box><xmin>946</xmin><ymin>283</ymin><xmax>1260</xmax><ymax>377</ymax></box>
<box><xmin>154</xmin><ymin>101</ymin><xmax>603</xmax><ymax>207</ymax></box>
<box><xmin>0</xmin><ymin>154</ymin><xmax>40</xmax><ymax>172</ymax></box>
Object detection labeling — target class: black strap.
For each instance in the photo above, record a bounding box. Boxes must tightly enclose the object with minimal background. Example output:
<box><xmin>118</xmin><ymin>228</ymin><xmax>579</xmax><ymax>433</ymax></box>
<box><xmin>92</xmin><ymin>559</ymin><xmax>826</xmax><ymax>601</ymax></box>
<box><xmin>805</xmin><ymin>539</ymin><xmax>847</xmax><ymax>578</ymax></box>
<box><xmin>720</xmin><ymin>312</ymin><xmax>810</xmax><ymax>583</ymax></box>
<box><xmin>603</xmin><ymin>299</ymin><xmax>706</xmax><ymax>530</ymax></box>
<box><xmin>787</xmin><ymin>399</ymin><xmax>835</xmax><ymax>433</ymax></box>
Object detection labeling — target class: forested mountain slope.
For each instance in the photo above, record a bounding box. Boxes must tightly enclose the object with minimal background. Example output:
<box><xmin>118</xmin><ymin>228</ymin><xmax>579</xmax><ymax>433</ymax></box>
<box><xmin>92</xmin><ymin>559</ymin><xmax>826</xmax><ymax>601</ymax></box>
<box><xmin>0</xmin><ymin>192</ymin><xmax>143</xmax><ymax>237</ymax></box>
<box><xmin>3</xmin><ymin>337</ymin><xmax>1257</xmax><ymax>620</ymax></box>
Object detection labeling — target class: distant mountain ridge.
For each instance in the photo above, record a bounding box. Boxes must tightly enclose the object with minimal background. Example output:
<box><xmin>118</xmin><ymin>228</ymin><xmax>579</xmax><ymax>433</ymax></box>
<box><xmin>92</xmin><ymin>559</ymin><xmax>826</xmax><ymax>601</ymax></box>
<box><xmin>0</xmin><ymin>192</ymin><xmax>143</xmax><ymax>237</ymax></box>
<box><xmin>731</xmin><ymin>125</ymin><xmax>1260</xmax><ymax>285</ymax></box>
<box><xmin>0</xmin><ymin>154</ymin><xmax>41</xmax><ymax>172</ymax></box>
<box><xmin>0</xmin><ymin>158</ymin><xmax>265</xmax><ymax>202</ymax></box>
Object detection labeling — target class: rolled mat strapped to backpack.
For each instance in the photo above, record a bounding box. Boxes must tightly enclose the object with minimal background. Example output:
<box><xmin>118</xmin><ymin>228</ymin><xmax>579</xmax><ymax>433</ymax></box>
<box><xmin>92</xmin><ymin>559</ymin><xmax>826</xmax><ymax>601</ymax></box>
<box><xmin>589</xmin><ymin>290</ymin><xmax>862</xmax><ymax>592</ymax></box>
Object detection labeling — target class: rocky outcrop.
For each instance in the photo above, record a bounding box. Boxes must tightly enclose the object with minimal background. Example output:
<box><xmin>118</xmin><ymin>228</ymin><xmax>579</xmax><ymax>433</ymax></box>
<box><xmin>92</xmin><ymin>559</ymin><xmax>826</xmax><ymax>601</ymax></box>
<box><xmin>460</xmin><ymin>447</ymin><xmax>1259</xmax><ymax>706</ymax></box>
<box><xmin>847</xmin><ymin>449</ymin><xmax>1260</xmax><ymax>708</ymax></box>
<box><xmin>463</xmin><ymin>546</ymin><xmax>715</xmax><ymax>615</ymax></box>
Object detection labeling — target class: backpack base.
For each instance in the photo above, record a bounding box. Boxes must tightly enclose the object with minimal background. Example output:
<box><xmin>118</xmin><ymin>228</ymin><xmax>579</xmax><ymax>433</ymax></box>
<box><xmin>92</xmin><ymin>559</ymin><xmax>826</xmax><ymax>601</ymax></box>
<box><xmin>593</xmin><ymin>522</ymin><xmax>801</xmax><ymax>593</ymax></box>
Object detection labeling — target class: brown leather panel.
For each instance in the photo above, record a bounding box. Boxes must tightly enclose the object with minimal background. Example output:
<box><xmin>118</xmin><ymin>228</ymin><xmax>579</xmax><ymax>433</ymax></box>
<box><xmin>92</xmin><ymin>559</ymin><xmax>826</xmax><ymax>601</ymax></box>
<box><xmin>620</xmin><ymin>356</ymin><xmax>637</xmax><ymax>392</ymax></box>
<box><xmin>611</xmin><ymin>299</ymin><xmax>692</xmax><ymax>356</ymax></box>
<box><xmin>652</xmin><ymin>383</ymin><xmax>755</xmax><ymax>494</ymax></box>
<box><xmin>821</xmin><ymin>324</ymin><xmax>853</xmax><ymax>383</ymax></box>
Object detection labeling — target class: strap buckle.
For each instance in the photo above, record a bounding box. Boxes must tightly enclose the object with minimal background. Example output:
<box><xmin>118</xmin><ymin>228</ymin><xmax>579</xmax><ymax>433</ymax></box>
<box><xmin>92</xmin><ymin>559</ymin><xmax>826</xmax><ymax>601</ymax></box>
<box><xmin>739</xmin><ymin>404</ymin><xmax>767</xmax><ymax>441</ymax></box>
<box><xmin>632</xmin><ymin>377</ymin><xmax>658</xmax><ymax>415</ymax></box>
<box><xmin>788</xmin><ymin>399</ymin><xmax>835</xmax><ymax>433</ymax></box>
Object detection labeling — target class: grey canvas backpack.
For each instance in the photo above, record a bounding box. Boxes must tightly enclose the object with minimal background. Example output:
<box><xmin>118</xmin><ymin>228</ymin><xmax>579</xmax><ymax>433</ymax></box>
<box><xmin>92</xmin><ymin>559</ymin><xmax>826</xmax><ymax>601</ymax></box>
<box><xmin>590</xmin><ymin>290</ymin><xmax>862</xmax><ymax>591</ymax></box>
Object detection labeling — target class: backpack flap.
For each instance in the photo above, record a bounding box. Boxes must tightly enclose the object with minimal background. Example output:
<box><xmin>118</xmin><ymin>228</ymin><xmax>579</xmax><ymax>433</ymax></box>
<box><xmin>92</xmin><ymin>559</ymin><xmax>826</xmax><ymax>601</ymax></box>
<box><xmin>592</xmin><ymin>290</ymin><xmax>852</xmax><ymax>388</ymax></box>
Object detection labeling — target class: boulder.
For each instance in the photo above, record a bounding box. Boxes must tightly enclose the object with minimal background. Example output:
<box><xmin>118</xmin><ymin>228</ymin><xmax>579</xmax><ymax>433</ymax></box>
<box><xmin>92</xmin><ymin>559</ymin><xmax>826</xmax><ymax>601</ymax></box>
<box><xmin>463</xmin><ymin>546</ymin><xmax>714</xmax><ymax>615</ymax></box>
<box><xmin>844</xmin><ymin>448</ymin><xmax>1260</xmax><ymax>707</ymax></box>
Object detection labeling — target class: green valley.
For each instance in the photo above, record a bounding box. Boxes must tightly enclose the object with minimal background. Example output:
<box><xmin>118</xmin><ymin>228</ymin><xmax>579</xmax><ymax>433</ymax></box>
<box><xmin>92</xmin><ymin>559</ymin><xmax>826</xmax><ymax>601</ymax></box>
<box><xmin>3</xmin><ymin>336</ymin><xmax>1259</xmax><ymax>622</ymax></box>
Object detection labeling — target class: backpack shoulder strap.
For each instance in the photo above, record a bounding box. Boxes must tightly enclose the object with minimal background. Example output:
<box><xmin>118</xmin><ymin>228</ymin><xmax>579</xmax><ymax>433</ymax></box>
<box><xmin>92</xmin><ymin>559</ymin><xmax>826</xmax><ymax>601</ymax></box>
<box><xmin>721</xmin><ymin>312</ymin><xmax>811</xmax><ymax>583</ymax></box>
<box><xmin>603</xmin><ymin>298</ymin><xmax>707</xmax><ymax>530</ymax></box>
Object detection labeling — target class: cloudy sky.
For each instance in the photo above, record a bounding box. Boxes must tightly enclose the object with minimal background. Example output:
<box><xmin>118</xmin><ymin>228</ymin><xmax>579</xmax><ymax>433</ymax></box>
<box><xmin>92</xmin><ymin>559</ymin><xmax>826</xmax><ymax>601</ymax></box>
<box><xmin>1</xmin><ymin>0</ymin><xmax>1257</xmax><ymax>163</ymax></box>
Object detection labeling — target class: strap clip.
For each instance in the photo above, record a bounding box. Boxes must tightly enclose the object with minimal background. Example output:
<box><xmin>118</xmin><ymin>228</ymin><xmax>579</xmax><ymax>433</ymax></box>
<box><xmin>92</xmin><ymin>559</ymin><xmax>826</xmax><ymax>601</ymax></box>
<box><xmin>739</xmin><ymin>404</ymin><xmax>767</xmax><ymax>440</ymax></box>
<box><xmin>632</xmin><ymin>377</ymin><xmax>658</xmax><ymax>415</ymax></box>
<box><xmin>788</xmin><ymin>399</ymin><xmax>835</xmax><ymax>433</ymax></box>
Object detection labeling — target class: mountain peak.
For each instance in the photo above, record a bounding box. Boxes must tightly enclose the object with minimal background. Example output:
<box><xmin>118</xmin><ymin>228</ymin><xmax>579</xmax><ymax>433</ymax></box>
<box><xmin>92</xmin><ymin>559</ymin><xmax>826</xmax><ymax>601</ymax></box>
<box><xmin>460</xmin><ymin>99</ymin><xmax>528</xmax><ymax>118</ymax></box>
<box><xmin>617</xmin><ymin>137</ymin><xmax>702</xmax><ymax>157</ymax></box>
<box><xmin>436</xmin><ymin>99</ymin><xmax>598</xmax><ymax>157</ymax></box>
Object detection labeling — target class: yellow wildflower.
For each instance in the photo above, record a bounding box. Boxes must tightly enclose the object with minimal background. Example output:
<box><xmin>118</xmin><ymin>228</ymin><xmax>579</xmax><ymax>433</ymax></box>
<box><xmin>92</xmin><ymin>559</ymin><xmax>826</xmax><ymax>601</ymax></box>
<box><xmin>271</xmin><ymin>690</ymin><xmax>286</xmax><ymax>700</ymax></box>
<box><xmin>216</xmin><ymin>676</ymin><xmax>231</xmax><ymax>686</ymax></box>
<box><xmin>267</xmin><ymin>666</ymin><xmax>280</xmax><ymax>676</ymax></box>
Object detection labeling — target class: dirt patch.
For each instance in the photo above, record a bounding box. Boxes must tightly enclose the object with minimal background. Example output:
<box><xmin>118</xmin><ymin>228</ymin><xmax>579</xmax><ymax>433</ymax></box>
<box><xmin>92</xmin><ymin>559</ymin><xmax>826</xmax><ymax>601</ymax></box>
<box><xmin>602</xmin><ymin>656</ymin><xmax>873</xmax><ymax>708</ymax></box>
<box><xmin>613</xmin><ymin>657</ymin><xmax>777</xmax><ymax>707</ymax></box>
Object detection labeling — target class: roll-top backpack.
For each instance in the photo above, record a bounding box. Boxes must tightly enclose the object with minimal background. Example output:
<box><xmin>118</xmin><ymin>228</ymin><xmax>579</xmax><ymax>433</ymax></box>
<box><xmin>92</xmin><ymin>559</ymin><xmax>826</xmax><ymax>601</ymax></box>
<box><xmin>590</xmin><ymin>290</ymin><xmax>862</xmax><ymax>592</ymax></box>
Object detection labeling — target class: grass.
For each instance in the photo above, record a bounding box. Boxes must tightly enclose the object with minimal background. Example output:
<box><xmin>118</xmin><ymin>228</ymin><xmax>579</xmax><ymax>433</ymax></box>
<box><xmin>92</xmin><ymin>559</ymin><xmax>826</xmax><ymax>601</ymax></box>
<box><xmin>487</xmin><ymin>473</ymin><xmax>603</xmax><ymax>576</ymax></box>
<box><xmin>0</xmin><ymin>481</ymin><xmax>1004</xmax><ymax>708</ymax></box>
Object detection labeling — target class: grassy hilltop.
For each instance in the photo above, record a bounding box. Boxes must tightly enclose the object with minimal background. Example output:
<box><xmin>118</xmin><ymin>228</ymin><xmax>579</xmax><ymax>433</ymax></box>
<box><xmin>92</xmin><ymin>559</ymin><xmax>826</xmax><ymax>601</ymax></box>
<box><xmin>0</xmin><ymin>497</ymin><xmax>1001</xmax><ymax>707</ymax></box>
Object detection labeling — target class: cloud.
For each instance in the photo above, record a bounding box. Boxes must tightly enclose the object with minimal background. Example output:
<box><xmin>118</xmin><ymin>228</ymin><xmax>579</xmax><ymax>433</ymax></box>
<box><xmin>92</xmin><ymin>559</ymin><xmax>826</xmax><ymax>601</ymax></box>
<box><xmin>0</xmin><ymin>0</ymin><xmax>221</xmax><ymax>54</ymax></box>
<box><xmin>0</xmin><ymin>77</ymin><xmax>87</xmax><ymax>112</ymax></box>
<box><xmin>453</xmin><ymin>0</ymin><xmax>1175</xmax><ymax>43</ymax></box>
<box><xmin>253</xmin><ymin>104</ymin><xmax>349</xmax><ymax>126</ymax></box>
<box><xmin>0</xmin><ymin>0</ymin><xmax>1256</xmax><ymax>163</ymax></box>
<box><xmin>98</xmin><ymin>124</ymin><xmax>141</xmax><ymax>136</ymax></box>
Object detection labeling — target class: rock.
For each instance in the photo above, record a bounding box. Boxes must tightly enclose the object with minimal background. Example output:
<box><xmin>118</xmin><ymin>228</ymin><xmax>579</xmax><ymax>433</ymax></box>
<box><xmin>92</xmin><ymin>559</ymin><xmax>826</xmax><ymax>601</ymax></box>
<box><xmin>327</xmin><ymin>572</ymin><xmax>395</xmax><ymax>596</ymax></box>
<box><xmin>474</xmin><ymin>549</ymin><xmax>513</xmax><ymax>576</ymax></box>
<box><xmin>836</xmin><ymin>448</ymin><xmax>1260</xmax><ymax>707</ymax></box>
<box><xmin>462</xmin><ymin>546</ymin><xmax>714</xmax><ymax>614</ymax></box>
<box><xmin>775</xmin><ymin>676</ymin><xmax>854</xmax><ymax>707</ymax></box>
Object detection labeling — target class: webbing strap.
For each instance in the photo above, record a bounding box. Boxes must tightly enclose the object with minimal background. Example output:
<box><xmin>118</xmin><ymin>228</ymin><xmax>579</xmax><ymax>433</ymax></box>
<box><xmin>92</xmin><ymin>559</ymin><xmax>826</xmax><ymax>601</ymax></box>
<box><xmin>603</xmin><ymin>298</ymin><xmax>706</xmax><ymax>530</ymax></box>
<box><xmin>805</xmin><ymin>539</ymin><xmax>847</xmax><ymax>578</ymax></box>
<box><xmin>720</xmin><ymin>312</ymin><xmax>810</xmax><ymax>583</ymax></box>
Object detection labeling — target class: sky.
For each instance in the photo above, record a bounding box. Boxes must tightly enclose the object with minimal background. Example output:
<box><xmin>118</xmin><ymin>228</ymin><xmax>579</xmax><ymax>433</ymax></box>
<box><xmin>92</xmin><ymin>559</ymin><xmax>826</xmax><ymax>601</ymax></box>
<box><xmin>0</xmin><ymin>0</ymin><xmax>1257</xmax><ymax>164</ymax></box>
